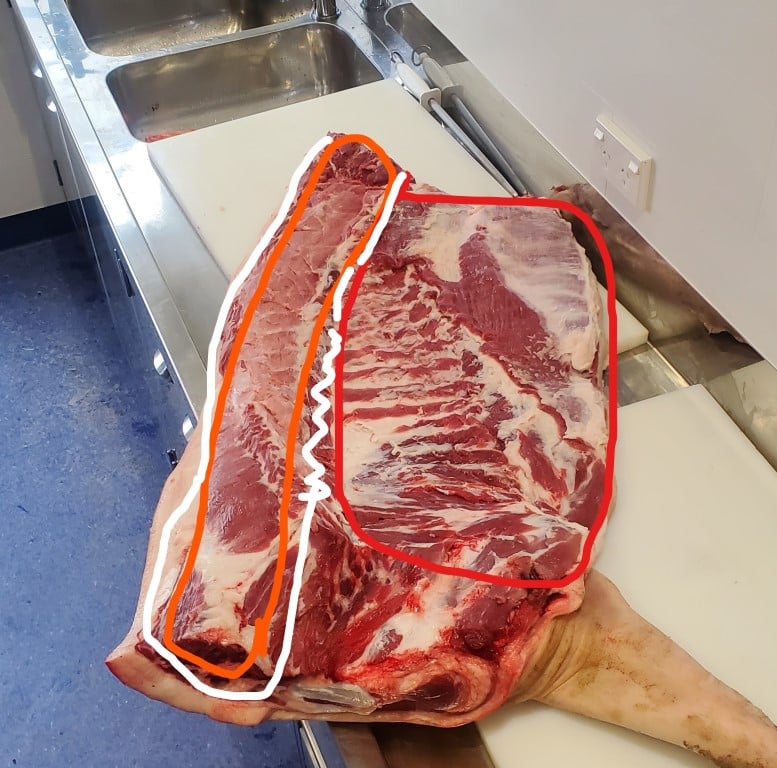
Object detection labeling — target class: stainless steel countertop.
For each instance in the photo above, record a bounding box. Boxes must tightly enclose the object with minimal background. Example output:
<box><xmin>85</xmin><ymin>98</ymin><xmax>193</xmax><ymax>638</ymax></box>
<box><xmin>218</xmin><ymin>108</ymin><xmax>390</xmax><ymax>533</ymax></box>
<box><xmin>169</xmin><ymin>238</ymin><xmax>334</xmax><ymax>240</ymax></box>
<box><xmin>14</xmin><ymin>0</ymin><xmax>213</xmax><ymax>418</ymax></box>
<box><xmin>14</xmin><ymin>0</ymin><xmax>434</xmax><ymax>421</ymax></box>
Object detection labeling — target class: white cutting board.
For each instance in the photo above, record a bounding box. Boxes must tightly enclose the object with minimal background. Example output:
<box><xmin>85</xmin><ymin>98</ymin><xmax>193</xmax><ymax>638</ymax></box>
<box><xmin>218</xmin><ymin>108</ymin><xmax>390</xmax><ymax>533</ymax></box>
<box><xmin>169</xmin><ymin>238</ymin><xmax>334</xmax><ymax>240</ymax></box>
<box><xmin>149</xmin><ymin>79</ymin><xmax>505</xmax><ymax>278</ymax></box>
<box><xmin>598</xmin><ymin>283</ymin><xmax>648</xmax><ymax>354</ymax></box>
<box><xmin>148</xmin><ymin>79</ymin><xmax>647</xmax><ymax>355</ymax></box>
<box><xmin>478</xmin><ymin>385</ymin><xmax>777</xmax><ymax>767</ymax></box>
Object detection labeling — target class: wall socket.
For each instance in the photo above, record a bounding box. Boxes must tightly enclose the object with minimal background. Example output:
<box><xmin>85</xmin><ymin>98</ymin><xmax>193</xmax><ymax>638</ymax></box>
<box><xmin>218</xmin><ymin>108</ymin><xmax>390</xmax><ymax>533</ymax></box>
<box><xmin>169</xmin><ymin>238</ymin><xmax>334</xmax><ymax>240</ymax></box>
<box><xmin>593</xmin><ymin>115</ymin><xmax>653</xmax><ymax>210</ymax></box>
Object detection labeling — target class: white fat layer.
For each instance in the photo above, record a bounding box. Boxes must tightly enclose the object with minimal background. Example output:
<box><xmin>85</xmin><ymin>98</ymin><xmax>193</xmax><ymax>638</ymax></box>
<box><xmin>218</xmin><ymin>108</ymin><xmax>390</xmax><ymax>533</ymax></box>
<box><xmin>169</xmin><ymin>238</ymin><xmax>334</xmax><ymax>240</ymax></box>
<box><xmin>477</xmin><ymin>207</ymin><xmax>600</xmax><ymax>372</ymax></box>
<box><xmin>356</xmin><ymin>575</ymin><xmax>447</xmax><ymax>662</ymax></box>
<box><xmin>402</xmin><ymin>206</ymin><xmax>466</xmax><ymax>282</ymax></box>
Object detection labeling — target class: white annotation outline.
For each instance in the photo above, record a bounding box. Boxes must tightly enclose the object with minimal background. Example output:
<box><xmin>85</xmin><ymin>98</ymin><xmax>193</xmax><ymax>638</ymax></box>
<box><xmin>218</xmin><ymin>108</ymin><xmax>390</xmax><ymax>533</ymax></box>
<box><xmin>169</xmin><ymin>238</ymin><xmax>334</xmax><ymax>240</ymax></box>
<box><xmin>141</xmin><ymin>132</ymin><xmax>407</xmax><ymax>701</ymax></box>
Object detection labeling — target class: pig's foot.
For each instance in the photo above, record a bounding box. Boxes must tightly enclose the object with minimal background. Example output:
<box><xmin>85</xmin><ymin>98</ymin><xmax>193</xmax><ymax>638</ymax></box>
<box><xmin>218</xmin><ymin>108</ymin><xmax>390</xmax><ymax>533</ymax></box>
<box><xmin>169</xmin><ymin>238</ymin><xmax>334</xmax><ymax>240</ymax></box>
<box><xmin>512</xmin><ymin>570</ymin><xmax>777</xmax><ymax>768</ymax></box>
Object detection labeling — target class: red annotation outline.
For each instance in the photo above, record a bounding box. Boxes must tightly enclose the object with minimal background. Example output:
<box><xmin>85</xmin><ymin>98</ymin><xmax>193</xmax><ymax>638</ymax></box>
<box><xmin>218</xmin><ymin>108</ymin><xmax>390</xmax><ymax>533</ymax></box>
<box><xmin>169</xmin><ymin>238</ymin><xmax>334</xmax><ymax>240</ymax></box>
<box><xmin>334</xmin><ymin>189</ymin><xmax>617</xmax><ymax>592</ymax></box>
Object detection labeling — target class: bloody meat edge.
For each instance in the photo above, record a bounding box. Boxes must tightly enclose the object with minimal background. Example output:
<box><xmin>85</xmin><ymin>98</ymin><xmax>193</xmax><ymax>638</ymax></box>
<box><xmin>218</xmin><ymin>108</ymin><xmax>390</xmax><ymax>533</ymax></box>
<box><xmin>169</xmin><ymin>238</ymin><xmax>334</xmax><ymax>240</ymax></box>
<box><xmin>106</xmin><ymin>138</ymin><xmax>777</xmax><ymax>766</ymax></box>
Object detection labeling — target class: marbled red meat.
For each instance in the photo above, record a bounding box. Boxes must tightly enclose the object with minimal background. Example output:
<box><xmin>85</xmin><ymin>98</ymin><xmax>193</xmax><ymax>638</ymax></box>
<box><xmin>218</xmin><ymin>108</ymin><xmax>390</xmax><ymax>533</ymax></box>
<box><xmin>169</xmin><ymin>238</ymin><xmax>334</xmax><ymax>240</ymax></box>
<box><xmin>106</xmin><ymin>137</ymin><xmax>607</xmax><ymax>727</ymax></box>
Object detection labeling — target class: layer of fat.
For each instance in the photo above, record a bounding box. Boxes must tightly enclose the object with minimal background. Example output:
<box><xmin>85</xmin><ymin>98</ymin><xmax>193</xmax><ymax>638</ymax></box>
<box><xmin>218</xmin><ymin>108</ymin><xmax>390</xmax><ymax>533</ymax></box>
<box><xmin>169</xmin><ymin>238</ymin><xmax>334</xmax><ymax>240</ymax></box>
<box><xmin>401</xmin><ymin>206</ymin><xmax>468</xmax><ymax>282</ymax></box>
<box><xmin>404</xmin><ymin>203</ymin><xmax>601</xmax><ymax>374</ymax></box>
<box><xmin>478</xmin><ymin>208</ymin><xmax>600</xmax><ymax>372</ymax></box>
<box><xmin>357</xmin><ymin>574</ymin><xmax>456</xmax><ymax>662</ymax></box>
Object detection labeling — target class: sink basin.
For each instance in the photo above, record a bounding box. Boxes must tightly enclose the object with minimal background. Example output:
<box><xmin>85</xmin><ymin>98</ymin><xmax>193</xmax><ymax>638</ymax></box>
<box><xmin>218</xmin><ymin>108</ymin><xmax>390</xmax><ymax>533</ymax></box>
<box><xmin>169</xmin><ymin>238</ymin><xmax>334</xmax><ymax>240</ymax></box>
<box><xmin>107</xmin><ymin>23</ymin><xmax>383</xmax><ymax>141</ymax></box>
<box><xmin>65</xmin><ymin>0</ymin><xmax>313</xmax><ymax>56</ymax></box>
<box><xmin>385</xmin><ymin>4</ymin><xmax>464</xmax><ymax>66</ymax></box>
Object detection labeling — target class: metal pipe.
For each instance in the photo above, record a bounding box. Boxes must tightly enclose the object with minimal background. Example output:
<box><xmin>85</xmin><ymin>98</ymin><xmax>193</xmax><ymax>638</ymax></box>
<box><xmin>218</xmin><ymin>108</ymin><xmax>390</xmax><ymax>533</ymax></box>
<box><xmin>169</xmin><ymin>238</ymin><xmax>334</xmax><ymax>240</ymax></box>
<box><xmin>418</xmin><ymin>51</ymin><xmax>528</xmax><ymax>195</ymax></box>
<box><xmin>393</xmin><ymin>57</ymin><xmax>518</xmax><ymax>196</ymax></box>
<box><xmin>312</xmin><ymin>0</ymin><xmax>339</xmax><ymax>22</ymax></box>
<box><xmin>450</xmin><ymin>94</ymin><xmax>528</xmax><ymax>195</ymax></box>
<box><xmin>428</xmin><ymin>100</ymin><xmax>518</xmax><ymax>196</ymax></box>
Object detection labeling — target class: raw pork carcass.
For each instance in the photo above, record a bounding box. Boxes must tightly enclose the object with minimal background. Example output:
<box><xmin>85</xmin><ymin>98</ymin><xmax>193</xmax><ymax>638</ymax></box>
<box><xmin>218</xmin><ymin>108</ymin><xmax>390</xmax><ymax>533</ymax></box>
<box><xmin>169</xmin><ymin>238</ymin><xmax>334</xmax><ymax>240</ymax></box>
<box><xmin>109</xmin><ymin>136</ymin><xmax>608</xmax><ymax>724</ymax></box>
<box><xmin>108</xmin><ymin>138</ymin><xmax>777</xmax><ymax>767</ymax></box>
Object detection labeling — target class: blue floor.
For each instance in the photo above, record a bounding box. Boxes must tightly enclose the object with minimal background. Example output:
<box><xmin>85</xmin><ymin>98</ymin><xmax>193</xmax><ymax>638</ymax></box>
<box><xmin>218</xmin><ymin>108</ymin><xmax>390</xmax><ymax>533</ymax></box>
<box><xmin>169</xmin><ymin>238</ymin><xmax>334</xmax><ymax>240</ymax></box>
<box><xmin>0</xmin><ymin>232</ymin><xmax>306</xmax><ymax>767</ymax></box>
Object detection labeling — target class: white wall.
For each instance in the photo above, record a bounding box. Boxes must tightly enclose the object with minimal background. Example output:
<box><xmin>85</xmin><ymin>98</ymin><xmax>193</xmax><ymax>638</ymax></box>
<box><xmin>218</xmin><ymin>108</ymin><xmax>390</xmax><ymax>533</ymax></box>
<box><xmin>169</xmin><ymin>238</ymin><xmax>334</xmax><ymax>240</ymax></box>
<box><xmin>0</xmin><ymin>5</ymin><xmax>63</xmax><ymax>218</ymax></box>
<box><xmin>416</xmin><ymin>0</ymin><xmax>777</xmax><ymax>368</ymax></box>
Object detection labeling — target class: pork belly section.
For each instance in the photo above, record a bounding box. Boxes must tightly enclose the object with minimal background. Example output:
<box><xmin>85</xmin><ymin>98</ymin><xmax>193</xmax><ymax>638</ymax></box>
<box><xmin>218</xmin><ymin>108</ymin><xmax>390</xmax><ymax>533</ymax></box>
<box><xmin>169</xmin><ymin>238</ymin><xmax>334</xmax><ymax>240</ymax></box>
<box><xmin>341</xmin><ymin>199</ymin><xmax>607</xmax><ymax>584</ymax></box>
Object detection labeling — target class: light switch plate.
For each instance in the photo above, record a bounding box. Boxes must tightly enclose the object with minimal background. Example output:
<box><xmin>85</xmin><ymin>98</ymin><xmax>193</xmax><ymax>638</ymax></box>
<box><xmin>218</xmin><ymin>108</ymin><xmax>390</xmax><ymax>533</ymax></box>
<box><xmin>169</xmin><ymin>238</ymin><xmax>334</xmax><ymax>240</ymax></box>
<box><xmin>594</xmin><ymin>115</ymin><xmax>653</xmax><ymax>210</ymax></box>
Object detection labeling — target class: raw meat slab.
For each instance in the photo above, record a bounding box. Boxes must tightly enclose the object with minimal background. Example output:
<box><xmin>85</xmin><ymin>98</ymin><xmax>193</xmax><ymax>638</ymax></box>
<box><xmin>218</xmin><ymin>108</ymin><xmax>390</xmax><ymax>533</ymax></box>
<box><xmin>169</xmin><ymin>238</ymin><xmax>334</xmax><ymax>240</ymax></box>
<box><xmin>108</xmin><ymin>137</ymin><xmax>609</xmax><ymax>727</ymax></box>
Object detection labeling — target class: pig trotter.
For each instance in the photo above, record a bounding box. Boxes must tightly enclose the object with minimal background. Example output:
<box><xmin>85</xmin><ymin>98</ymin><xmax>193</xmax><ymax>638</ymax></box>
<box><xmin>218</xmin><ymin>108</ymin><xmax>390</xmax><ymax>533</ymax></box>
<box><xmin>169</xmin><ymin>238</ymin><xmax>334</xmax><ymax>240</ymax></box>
<box><xmin>512</xmin><ymin>570</ymin><xmax>777</xmax><ymax>767</ymax></box>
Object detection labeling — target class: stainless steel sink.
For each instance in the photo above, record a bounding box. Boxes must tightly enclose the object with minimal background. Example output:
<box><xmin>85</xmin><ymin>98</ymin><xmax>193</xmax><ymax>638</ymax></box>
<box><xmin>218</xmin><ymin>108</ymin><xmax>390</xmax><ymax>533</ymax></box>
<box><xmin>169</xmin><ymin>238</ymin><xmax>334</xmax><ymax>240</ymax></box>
<box><xmin>384</xmin><ymin>3</ymin><xmax>464</xmax><ymax>66</ymax></box>
<box><xmin>65</xmin><ymin>0</ymin><xmax>313</xmax><ymax>56</ymax></box>
<box><xmin>106</xmin><ymin>22</ymin><xmax>383</xmax><ymax>141</ymax></box>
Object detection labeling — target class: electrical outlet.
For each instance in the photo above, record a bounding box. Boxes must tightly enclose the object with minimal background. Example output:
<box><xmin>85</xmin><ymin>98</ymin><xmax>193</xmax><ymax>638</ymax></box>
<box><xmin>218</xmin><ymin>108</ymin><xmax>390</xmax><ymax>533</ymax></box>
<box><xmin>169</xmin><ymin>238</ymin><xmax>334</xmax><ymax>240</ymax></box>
<box><xmin>593</xmin><ymin>115</ymin><xmax>653</xmax><ymax>210</ymax></box>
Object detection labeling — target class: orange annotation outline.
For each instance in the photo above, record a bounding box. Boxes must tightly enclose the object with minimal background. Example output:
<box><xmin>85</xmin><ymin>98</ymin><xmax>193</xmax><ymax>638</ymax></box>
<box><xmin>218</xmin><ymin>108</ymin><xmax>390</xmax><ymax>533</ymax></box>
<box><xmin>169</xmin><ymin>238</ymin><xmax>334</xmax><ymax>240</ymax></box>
<box><xmin>162</xmin><ymin>134</ymin><xmax>401</xmax><ymax>680</ymax></box>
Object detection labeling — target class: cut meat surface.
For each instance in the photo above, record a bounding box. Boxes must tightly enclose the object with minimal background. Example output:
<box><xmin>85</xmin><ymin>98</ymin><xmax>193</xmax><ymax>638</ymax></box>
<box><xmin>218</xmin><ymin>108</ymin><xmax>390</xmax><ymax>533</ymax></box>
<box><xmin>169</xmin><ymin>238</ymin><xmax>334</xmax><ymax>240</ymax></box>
<box><xmin>107</xmin><ymin>137</ymin><xmax>608</xmax><ymax>727</ymax></box>
<box><xmin>340</xmin><ymin>198</ymin><xmax>608</xmax><ymax>583</ymax></box>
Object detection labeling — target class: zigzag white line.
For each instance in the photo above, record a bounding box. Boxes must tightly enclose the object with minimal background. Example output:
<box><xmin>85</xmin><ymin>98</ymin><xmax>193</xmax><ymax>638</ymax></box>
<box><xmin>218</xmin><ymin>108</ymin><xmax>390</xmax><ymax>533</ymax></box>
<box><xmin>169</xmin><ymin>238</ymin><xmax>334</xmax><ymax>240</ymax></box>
<box><xmin>299</xmin><ymin>328</ymin><xmax>342</xmax><ymax>504</ymax></box>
